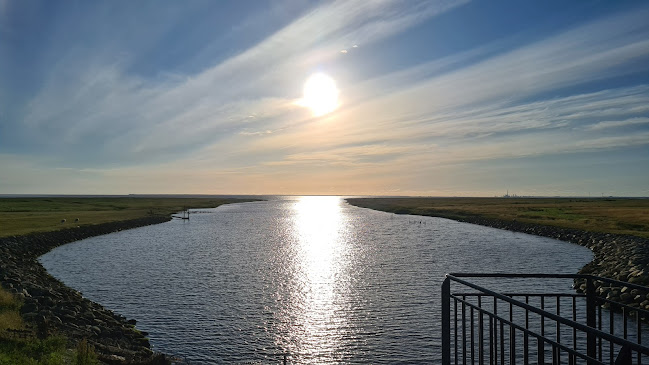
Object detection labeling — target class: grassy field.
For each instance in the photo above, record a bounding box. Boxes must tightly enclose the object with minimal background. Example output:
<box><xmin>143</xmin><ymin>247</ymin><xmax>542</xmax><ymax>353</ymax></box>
<box><xmin>0</xmin><ymin>197</ymin><xmax>260</xmax><ymax>237</ymax></box>
<box><xmin>346</xmin><ymin>197</ymin><xmax>649</xmax><ymax>238</ymax></box>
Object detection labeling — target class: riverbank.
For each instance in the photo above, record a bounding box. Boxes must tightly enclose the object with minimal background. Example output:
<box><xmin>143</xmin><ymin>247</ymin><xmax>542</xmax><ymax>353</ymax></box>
<box><xmin>0</xmin><ymin>196</ymin><xmax>261</xmax><ymax>238</ymax></box>
<box><xmin>0</xmin><ymin>197</ymin><xmax>261</xmax><ymax>363</ymax></box>
<box><xmin>1</xmin><ymin>216</ymin><xmax>171</xmax><ymax>363</ymax></box>
<box><xmin>346</xmin><ymin>198</ymin><xmax>649</xmax><ymax>309</ymax></box>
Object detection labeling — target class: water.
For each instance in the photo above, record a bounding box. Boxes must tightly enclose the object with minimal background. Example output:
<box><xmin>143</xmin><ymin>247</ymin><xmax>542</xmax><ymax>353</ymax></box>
<box><xmin>40</xmin><ymin>196</ymin><xmax>593</xmax><ymax>363</ymax></box>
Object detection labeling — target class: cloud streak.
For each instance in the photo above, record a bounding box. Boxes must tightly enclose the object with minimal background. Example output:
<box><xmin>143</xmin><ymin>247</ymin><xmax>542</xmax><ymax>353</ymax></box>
<box><xmin>12</xmin><ymin>0</ymin><xmax>468</xmax><ymax>166</ymax></box>
<box><xmin>1</xmin><ymin>1</ymin><xmax>648</xmax><ymax>195</ymax></box>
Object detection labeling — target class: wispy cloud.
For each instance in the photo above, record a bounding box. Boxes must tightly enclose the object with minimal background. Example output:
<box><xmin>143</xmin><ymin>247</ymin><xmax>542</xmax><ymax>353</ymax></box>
<box><xmin>2</xmin><ymin>1</ymin><xmax>648</xmax><ymax>195</ymax></box>
<box><xmin>586</xmin><ymin>117</ymin><xmax>649</xmax><ymax>131</ymax></box>
<box><xmin>14</xmin><ymin>0</ymin><xmax>468</xmax><ymax>166</ymax></box>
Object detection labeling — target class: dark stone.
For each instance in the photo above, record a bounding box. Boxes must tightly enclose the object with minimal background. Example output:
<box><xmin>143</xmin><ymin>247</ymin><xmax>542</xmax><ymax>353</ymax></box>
<box><xmin>0</xmin><ymin>216</ymin><xmax>170</xmax><ymax>363</ymax></box>
<box><xmin>20</xmin><ymin>302</ymin><xmax>38</xmax><ymax>314</ymax></box>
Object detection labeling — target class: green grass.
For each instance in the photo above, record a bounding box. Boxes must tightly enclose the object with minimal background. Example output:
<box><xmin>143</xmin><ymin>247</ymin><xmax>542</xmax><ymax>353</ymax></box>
<box><xmin>74</xmin><ymin>339</ymin><xmax>97</xmax><ymax>365</ymax></box>
<box><xmin>0</xmin><ymin>197</ymin><xmax>260</xmax><ymax>237</ymax></box>
<box><xmin>0</xmin><ymin>289</ymin><xmax>22</xmax><ymax>332</ymax></box>
<box><xmin>346</xmin><ymin>197</ymin><xmax>649</xmax><ymax>238</ymax></box>
<box><xmin>0</xmin><ymin>288</ymin><xmax>90</xmax><ymax>365</ymax></box>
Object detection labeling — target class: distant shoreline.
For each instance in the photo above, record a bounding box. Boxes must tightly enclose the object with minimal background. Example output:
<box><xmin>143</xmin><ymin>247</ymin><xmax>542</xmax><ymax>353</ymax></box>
<box><xmin>346</xmin><ymin>197</ymin><xmax>649</xmax><ymax>308</ymax></box>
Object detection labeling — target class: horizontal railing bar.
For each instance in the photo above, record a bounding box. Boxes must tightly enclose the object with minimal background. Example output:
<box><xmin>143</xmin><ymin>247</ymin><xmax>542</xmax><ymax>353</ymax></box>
<box><xmin>454</xmin><ymin>292</ymin><xmax>585</xmax><ymax>298</ymax></box>
<box><xmin>447</xmin><ymin>274</ymin><xmax>649</xmax><ymax>355</ymax></box>
<box><xmin>449</xmin><ymin>273</ymin><xmax>588</xmax><ymax>279</ymax></box>
<box><xmin>449</xmin><ymin>273</ymin><xmax>649</xmax><ymax>293</ymax></box>
<box><xmin>452</xmin><ymin>295</ymin><xmax>606</xmax><ymax>364</ymax></box>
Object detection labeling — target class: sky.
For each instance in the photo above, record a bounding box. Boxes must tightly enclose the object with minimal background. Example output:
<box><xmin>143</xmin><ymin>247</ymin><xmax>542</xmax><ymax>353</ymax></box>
<box><xmin>1</xmin><ymin>0</ymin><xmax>648</xmax><ymax>196</ymax></box>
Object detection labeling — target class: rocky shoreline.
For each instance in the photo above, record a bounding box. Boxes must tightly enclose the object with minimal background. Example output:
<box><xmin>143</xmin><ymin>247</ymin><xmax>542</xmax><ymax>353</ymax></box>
<box><xmin>458</xmin><ymin>216</ymin><xmax>649</xmax><ymax>309</ymax></box>
<box><xmin>346</xmin><ymin>200</ymin><xmax>649</xmax><ymax>310</ymax></box>
<box><xmin>0</xmin><ymin>216</ymin><xmax>173</xmax><ymax>364</ymax></box>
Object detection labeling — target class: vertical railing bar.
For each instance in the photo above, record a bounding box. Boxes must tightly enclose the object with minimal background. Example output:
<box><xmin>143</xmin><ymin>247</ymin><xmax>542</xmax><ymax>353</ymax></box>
<box><xmin>586</xmin><ymin>277</ymin><xmax>597</xmax><ymax>365</ymax></box>
<box><xmin>442</xmin><ymin>277</ymin><xmax>451</xmax><ymax>365</ymax></box>
<box><xmin>552</xmin><ymin>344</ymin><xmax>558</xmax><ymax>365</ymax></box>
<box><xmin>637</xmin><ymin>311</ymin><xmax>642</xmax><ymax>365</ymax></box>
<box><xmin>494</xmin><ymin>297</ymin><xmax>498</xmax><ymax>365</ymax></box>
<box><xmin>508</xmin><ymin>299</ymin><xmax>513</xmax><ymax>365</ymax></box>
<box><xmin>539</xmin><ymin>338</ymin><xmax>545</xmax><ymax>365</ymax></box>
<box><xmin>463</xmin><ymin>297</ymin><xmax>467</xmax><ymax>365</ymax></box>
<box><xmin>610</xmin><ymin>302</ymin><xmax>615</xmax><ymax>364</ymax></box>
<box><xmin>572</xmin><ymin>296</ymin><xmax>577</xmax><ymax>355</ymax></box>
<box><xmin>490</xmin><ymin>316</ymin><xmax>494</xmax><ymax>365</ymax></box>
<box><xmin>598</xmin><ymin>302</ymin><xmax>602</xmax><ymax>361</ymax></box>
<box><xmin>479</xmin><ymin>296</ymin><xmax>484</xmax><ymax>365</ymax></box>
<box><xmin>500</xmin><ymin>320</ymin><xmax>504</xmax><ymax>365</ymax></box>
<box><xmin>623</xmin><ymin>306</ymin><xmax>628</xmax><ymax>340</ymax></box>
<box><xmin>471</xmin><ymin>306</ymin><xmax>475</xmax><ymax>365</ymax></box>
<box><xmin>557</xmin><ymin>296</ymin><xmax>561</xmax><ymax>365</ymax></box>
<box><xmin>541</xmin><ymin>296</ymin><xmax>545</xmax><ymax>337</ymax></box>
<box><xmin>455</xmin><ymin>298</ymin><xmax>459</xmax><ymax>365</ymax></box>
<box><xmin>524</xmin><ymin>296</ymin><xmax>529</xmax><ymax>365</ymax></box>
<box><xmin>510</xmin><ymin>326</ymin><xmax>515</xmax><ymax>365</ymax></box>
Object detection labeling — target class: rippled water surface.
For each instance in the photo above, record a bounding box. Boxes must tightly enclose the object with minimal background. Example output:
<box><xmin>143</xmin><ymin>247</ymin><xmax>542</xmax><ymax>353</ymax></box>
<box><xmin>40</xmin><ymin>197</ymin><xmax>592</xmax><ymax>363</ymax></box>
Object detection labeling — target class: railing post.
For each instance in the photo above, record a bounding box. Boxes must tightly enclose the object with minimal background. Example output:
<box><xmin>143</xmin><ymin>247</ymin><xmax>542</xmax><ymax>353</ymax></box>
<box><xmin>586</xmin><ymin>277</ymin><xmax>597</xmax><ymax>364</ymax></box>
<box><xmin>443</xmin><ymin>276</ymin><xmax>451</xmax><ymax>365</ymax></box>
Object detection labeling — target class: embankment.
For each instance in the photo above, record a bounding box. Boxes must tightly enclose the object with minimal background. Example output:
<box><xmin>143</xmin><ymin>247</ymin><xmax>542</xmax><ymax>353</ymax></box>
<box><xmin>0</xmin><ymin>216</ymin><xmax>172</xmax><ymax>364</ymax></box>
<box><xmin>346</xmin><ymin>199</ymin><xmax>649</xmax><ymax>310</ymax></box>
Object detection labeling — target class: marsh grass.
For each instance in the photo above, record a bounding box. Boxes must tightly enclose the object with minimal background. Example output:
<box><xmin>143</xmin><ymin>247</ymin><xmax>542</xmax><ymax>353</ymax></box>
<box><xmin>0</xmin><ymin>289</ymin><xmax>19</xmax><ymax>310</ymax></box>
<box><xmin>346</xmin><ymin>197</ymin><xmax>649</xmax><ymax>238</ymax></box>
<box><xmin>74</xmin><ymin>339</ymin><xmax>97</xmax><ymax>365</ymax></box>
<box><xmin>0</xmin><ymin>197</ymin><xmax>259</xmax><ymax>237</ymax></box>
<box><xmin>0</xmin><ymin>288</ymin><xmax>23</xmax><ymax>333</ymax></box>
<box><xmin>0</xmin><ymin>335</ymin><xmax>72</xmax><ymax>365</ymax></box>
<box><xmin>0</xmin><ymin>311</ymin><xmax>23</xmax><ymax>332</ymax></box>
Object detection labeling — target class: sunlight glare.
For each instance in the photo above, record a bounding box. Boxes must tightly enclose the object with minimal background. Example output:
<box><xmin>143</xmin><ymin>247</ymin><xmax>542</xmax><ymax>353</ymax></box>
<box><xmin>293</xmin><ymin>196</ymin><xmax>343</xmax><ymax>257</ymax></box>
<box><xmin>298</xmin><ymin>73</ymin><xmax>339</xmax><ymax>117</ymax></box>
<box><xmin>288</xmin><ymin>196</ymin><xmax>349</xmax><ymax>358</ymax></box>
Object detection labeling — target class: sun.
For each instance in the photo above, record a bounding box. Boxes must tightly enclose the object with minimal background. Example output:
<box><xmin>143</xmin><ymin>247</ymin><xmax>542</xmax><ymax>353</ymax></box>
<box><xmin>298</xmin><ymin>73</ymin><xmax>339</xmax><ymax>117</ymax></box>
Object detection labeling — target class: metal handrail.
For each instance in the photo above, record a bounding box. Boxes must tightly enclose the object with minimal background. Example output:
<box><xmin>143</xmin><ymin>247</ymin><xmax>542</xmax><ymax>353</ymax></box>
<box><xmin>442</xmin><ymin>273</ymin><xmax>649</xmax><ymax>365</ymax></box>
<box><xmin>452</xmin><ymin>294</ymin><xmax>604</xmax><ymax>364</ymax></box>
<box><xmin>449</xmin><ymin>275</ymin><xmax>649</xmax><ymax>353</ymax></box>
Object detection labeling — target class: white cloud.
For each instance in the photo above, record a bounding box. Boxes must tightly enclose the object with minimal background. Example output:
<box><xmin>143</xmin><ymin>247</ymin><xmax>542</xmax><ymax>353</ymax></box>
<box><xmin>355</xmin><ymin>8</ymin><xmax>649</xmax><ymax>121</ymax></box>
<box><xmin>18</xmin><ymin>0</ymin><xmax>468</xmax><ymax>166</ymax></box>
<box><xmin>586</xmin><ymin>117</ymin><xmax>649</xmax><ymax>131</ymax></box>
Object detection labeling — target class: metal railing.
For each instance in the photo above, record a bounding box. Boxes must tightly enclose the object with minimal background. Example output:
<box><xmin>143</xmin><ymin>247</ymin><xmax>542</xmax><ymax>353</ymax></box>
<box><xmin>442</xmin><ymin>273</ymin><xmax>649</xmax><ymax>365</ymax></box>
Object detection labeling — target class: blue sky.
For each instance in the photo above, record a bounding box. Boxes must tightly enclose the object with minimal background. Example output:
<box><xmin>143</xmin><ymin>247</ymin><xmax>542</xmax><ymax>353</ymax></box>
<box><xmin>1</xmin><ymin>0</ymin><xmax>648</xmax><ymax>196</ymax></box>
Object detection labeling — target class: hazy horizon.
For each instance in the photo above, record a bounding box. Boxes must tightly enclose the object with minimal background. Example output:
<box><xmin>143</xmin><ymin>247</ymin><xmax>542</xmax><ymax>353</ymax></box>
<box><xmin>2</xmin><ymin>1</ymin><xmax>648</xmax><ymax>196</ymax></box>
<box><xmin>2</xmin><ymin>193</ymin><xmax>647</xmax><ymax>199</ymax></box>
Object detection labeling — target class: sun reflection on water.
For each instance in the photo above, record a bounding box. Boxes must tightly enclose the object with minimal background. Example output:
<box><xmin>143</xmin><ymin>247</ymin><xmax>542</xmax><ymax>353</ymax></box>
<box><xmin>281</xmin><ymin>196</ymin><xmax>351</xmax><ymax>362</ymax></box>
